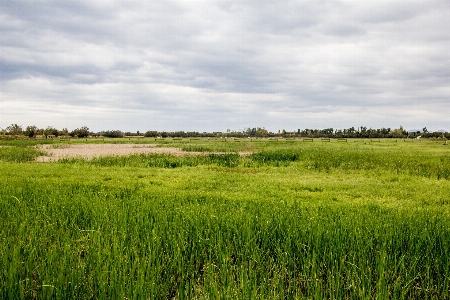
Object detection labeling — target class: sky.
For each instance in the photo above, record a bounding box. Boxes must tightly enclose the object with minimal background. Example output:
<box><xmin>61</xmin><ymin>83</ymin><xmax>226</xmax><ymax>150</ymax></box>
<box><xmin>1</xmin><ymin>0</ymin><xmax>449</xmax><ymax>133</ymax></box>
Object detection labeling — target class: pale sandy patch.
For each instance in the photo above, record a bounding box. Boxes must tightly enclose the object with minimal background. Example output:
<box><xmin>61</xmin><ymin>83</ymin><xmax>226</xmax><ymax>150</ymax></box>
<box><xmin>35</xmin><ymin>144</ymin><xmax>251</xmax><ymax>162</ymax></box>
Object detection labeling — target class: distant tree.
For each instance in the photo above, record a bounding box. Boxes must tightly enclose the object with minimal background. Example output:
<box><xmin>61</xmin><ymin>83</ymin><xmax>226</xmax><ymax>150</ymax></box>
<box><xmin>5</xmin><ymin>124</ymin><xmax>23</xmax><ymax>135</ymax></box>
<box><xmin>246</xmin><ymin>128</ymin><xmax>256</xmax><ymax>137</ymax></box>
<box><xmin>422</xmin><ymin>127</ymin><xmax>428</xmax><ymax>133</ymax></box>
<box><xmin>101</xmin><ymin>130</ymin><xmax>124</xmax><ymax>138</ymax></box>
<box><xmin>256</xmin><ymin>127</ymin><xmax>269</xmax><ymax>137</ymax></box>
<box><xmin>244</xmin><ymin>127</ymin><xmax>268</xmax><ymax>137</ymax></box>
<box><xmin>367</xmin><ymin>128</ymin><xmax>377</xmax><ymax>138</ymax></box>
<box><xmin>173</xmin><ymin>131</ymin><xmax>187</xmax><ymax>138</ymax></box>
<box><xmin>59</xmin><ymin>128</ymin><xmax>69</xmax><ymax>137</ymax></box>
<box><xmin>380</xmin><ymin>127</ymin><xmax>391</xmax><ymax>137</ymax></box>
<box><xmin>44</xmin><ymin>126</ymin><xmax>59</xmax><ymax>137</ymax></box>
<box><xmin>24</xmin><ymin>125</ymin><xmax>39</xmax><ymax>138</ymax></box>
<box><xmin>392</xmin><ymin>126</ymin><xmax>406</xmax><ymax>138</ymax></box>
<box><xmin>301</xmin><ymin>129</ymin><xmax>313</xmax><ymax>137</ymax></box>
<box><xmin>144</xmin><ymin>131</ymin><xmax>158</xmax><ymax>137</ymax></box>
<box><xmin>321</xmin><ymin>128</ymin><xmax>334</xmax><ymax>137</ymax></box>
<box><xmin>70</xmin><ymin>126</ymin><xmax>90</xmax><ymax>138</ymax></box>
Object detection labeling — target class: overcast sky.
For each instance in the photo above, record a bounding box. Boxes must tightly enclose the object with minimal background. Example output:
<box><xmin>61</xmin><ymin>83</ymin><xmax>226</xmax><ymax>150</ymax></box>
<box><xmin>1</xmin><ymin>0</ymin><xmax>449</xmax><ymax>132</ymax></box>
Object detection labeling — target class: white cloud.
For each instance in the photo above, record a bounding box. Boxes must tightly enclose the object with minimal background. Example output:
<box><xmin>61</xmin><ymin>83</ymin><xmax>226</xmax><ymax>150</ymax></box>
<box><xmin>0</xmin><ymin>0</ymin><xmax>449</xmax><ymax>132</ymax></box>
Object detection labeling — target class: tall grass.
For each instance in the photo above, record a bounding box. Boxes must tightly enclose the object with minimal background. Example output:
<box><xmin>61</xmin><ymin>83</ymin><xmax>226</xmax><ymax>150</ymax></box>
<box><xmin>1</xmin><ymin>140</ymin><xmax>449</xmax><ymax>298</ymax></box>
<box><xmin>248</xmin><ymin>148</ymin><xmax>450</xmax><ymax>179</ymax></box>
<box><xmin>57</xmin><ymin>147</ymin><xmax>450</xmax><ymax>179</ymax></box>
<box><xmin>1</xmin><ymin>179</ymin><xmax>449</xmax><ymax>299</ymax></box>
<box><xmin>59</xmin><ymin>153</ymin><xmax>241</xmax><ymax>168</ymax></box>
<box><xmin>0</xmin><ymin>146</ymin><xmax>44</xmax><ymax>162</ymax></box>
<box><xmin>0</xmin><ymin>139</ymin><xmax>54</xmax><ymax>147</ymax></box>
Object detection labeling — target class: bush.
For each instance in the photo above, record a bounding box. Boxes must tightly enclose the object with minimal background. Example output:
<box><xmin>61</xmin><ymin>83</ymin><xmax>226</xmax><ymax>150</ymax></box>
<box><xmin>70</xmin><ymin>126</ymin><xmax>90</xmax><ymax>138</ymax></box>
<box><xmin>99</xmin><ymin>130</ymin><xmax>124</xmax><ymax>138</ymax></box>
<box><xmin>144</xmin><ymin>131</ymin><xmax>158</xmax><ymax>137</ymax></box>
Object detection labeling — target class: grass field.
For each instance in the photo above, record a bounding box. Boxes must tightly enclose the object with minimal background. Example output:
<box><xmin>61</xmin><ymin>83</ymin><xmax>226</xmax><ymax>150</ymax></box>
<box><xmin>1</xmin><ymin>138</ymin><xmax>449</xmax><ymax>299</ymax></box>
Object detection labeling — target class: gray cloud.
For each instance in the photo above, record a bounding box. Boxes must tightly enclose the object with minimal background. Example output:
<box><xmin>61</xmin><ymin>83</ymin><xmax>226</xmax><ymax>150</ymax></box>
<box><xmin>0</xmin><ymin>0</ymin><xmax>449</xmax><ymax>132</ymax></box>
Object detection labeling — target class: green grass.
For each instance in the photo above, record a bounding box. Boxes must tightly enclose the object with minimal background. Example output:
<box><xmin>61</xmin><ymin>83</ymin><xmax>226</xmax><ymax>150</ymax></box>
<box><xmin>59</xmin><ymin>153</ymin><xmax>241</xmax><ymax>169</ymax></box>
<box><xmin>0</xmin><ymin>146</ymin><xmax>44</xmax><ymax>162</ymax></box>
<box><xmin>0</xmin><ymin>139</ymin><xmax>449</xmax><ymax>299</ymax></box>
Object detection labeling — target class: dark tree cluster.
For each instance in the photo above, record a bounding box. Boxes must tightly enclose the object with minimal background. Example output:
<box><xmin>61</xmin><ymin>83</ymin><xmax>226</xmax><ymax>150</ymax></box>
<box><xmin>1</xmin><ymin>124</ymin><xmax>449</xmax><ymax>140</ymax></box>
<box><xmin>69</xmin><ymin>126</ymin><xmax>90</xmax><ymax>138</ymax></box>
<box><xmin>0</xmin><ymin>124</ymin><xmax>69</xmax><ymax>138</ymax></box>
<box><xmin>98</xmin><ymin>130</ymin><xmax>125</xmax><ymax>138</ymax></box>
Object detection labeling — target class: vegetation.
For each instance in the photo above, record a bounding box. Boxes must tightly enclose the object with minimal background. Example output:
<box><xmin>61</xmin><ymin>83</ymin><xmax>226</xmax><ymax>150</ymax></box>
<box><xmin>69</xmin><ymin>126</ymin><xmax>90</xmax><ymax>138</ymax></box>
<box><xmin>0</xmin><ymin>139</ymin><xmax>449</xmax><ymax>298</ymax></box>
<box><xmin>1</xmin><ymin>124</ymin><xmax>449</xmax><ymax>139</ymax></box>
<box><xmin>98</xmin><ymin>130</ymin><xmax>125</xmax><ymax>138</ymax></box>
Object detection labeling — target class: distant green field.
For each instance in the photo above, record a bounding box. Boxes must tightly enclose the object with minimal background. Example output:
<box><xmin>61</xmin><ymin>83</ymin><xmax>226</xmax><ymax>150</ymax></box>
<box><xmin>1</xmin><ymin>139</ymin><xmax>449</xmax><ymax>299</ymax></box>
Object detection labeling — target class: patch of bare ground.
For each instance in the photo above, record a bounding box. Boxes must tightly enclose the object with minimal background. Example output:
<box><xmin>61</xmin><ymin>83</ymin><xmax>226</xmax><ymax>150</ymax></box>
<box><xmin>35</xmin><ymin>144</ymin><xmax>251</xmax><ymax>162</ymax></box>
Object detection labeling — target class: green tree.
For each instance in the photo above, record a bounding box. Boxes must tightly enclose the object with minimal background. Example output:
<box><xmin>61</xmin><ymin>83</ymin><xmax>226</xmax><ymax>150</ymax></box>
<box><xmin>59</xmin><ymin>128</ymin><xmax>69</xmax><ymax>137</ymax></box>
<box><xmin>321</xmin><ymin>128</ymin><xmax>334</xmax><ymax>137</ymax></box>
<box><xmin>144</xmin><ymin>131</ymin><xmax>158</xmax><ymax>137</ymax></box>
<box><xmin>100</xmin><ymin>130</ymin><xmax>124</xmax><ymax>138</ymax></box>
<box><xmin>256</xmin><ymin>127</ymin><xmax>269</xmax><ymax>137</ymax></box>
<box><xmin>392</xmin><ymin>126</ymin><xmax>406</xmax><ymax>138</ymax></box>
<box><xmin>24</xmin><ymin>125</ymin><xmax>38</xmax><ymax>138</ymax></box>
<box><xmin>44</xmin><ymin>126</ymin><xmax>59</xmax><ymax>137</ymax></box>
<box><xmin>5</xmin><ymin>124</ymin><xmax>23</xmax><ymax>135</ymax></box>
<box><xmin>70</xmin><ymin>126</ymin><xmax>90</xmax><ymax>138</ymax></box>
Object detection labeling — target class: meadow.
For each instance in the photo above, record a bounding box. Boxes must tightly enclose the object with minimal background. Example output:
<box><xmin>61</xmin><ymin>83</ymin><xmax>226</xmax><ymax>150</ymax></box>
<box><xmin>1</xmin><ymin>138</ymin><xmax>449</xmax><ymax>299</ymax></box>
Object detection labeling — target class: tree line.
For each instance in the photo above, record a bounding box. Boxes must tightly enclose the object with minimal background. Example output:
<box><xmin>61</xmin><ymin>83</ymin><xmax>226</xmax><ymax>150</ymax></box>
<box><xmin>0</xmin><ymin>124</ymin><xmax>448</xmax><ymax>139</ymax></box>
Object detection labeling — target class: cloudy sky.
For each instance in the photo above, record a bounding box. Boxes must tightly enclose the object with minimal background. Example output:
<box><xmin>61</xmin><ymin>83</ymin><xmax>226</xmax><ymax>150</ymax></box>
<box><xmin>1</xmin><ymin>0</ymin><xmax>449</xmax><ymax>132</ymax></box>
